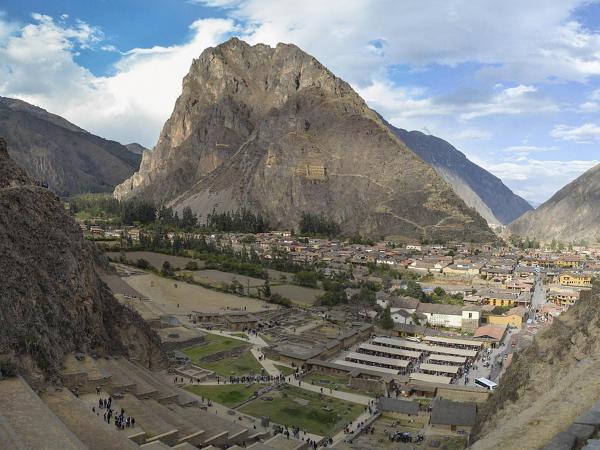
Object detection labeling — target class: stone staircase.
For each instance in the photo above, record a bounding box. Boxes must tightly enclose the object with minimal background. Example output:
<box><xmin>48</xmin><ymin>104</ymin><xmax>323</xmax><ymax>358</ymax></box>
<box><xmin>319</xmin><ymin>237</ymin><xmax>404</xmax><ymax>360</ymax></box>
<box><xmin>0</xmin><ymin>355</ymin><xmax>310</xmax><ymax>450</ymax></box>
<box><xmin>0</xmin><ymin>377</ymin><xmax>86</xmax><ymax>449</ymax></box>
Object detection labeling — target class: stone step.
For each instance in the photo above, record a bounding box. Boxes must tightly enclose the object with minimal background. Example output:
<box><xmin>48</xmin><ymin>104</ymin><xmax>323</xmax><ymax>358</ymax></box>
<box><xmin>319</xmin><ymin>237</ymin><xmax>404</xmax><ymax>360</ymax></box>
<box><xmin>141</xmin><ymin>399</ymin><xmax>205</xmax><ymax>447</ymax></box>
<box><xmin>42</xmin><ymin>387</ymin><xmax>140</xmax><ymax>450</ymax></box>
<box><xmin>118</xmin><ymin>360</ymin><xmax>181</xmax><ymax>402</ymax></box>
<box><xmin>98</xmin><ymin>357</ymin><xmax>159</xmax><ymax>399</ymax></box>
<box><xmin>0</xmin><ymin>377</ymin><xmax>86</xmax><ymax>449</ymax></box>
<box><xmin>119</xmin><ymin>393</ymin><xmax>179</xmax><ymax>445</ymax></box>
<box><xmin>166</xmin><ymin>403</ymin><xmax>248</xmax><ymax>446</ymax></box>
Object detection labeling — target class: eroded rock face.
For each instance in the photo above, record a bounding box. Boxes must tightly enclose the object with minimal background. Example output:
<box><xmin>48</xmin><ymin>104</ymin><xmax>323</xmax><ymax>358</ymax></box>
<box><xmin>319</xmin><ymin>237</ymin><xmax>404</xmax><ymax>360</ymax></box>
<box><xmin>473</xmin><ymin>284</ymin><xmax>600</xmax><ymax>450</ymax></box>
<box><xmin>0</xmin><ymin>137</ymin><xmax>31</xmax><ymax>188</ymax></box>
<box><xmin>0</xmin><ymin>140</ymin><xmax>165</xmax><ymax>380</ymax></box>
<box><xmin>509</xmin><ymin>163</ymin><xmax>600</xmax><ymax>242</ymax></box>
<box><xmin>0</xmin><ymin>96</ymin><xmax>141</xmax><ymax>196</ymax></box>
<box><xmin>115</xmin><ymin>38</ymin><xmax>494</xmax><ymax>242</ymax></box>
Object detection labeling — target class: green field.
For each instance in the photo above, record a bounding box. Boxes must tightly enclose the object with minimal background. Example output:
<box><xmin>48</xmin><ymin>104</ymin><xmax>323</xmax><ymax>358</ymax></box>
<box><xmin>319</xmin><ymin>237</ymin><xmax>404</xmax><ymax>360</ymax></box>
<box><xmin>184</xmin><ymin>383</ymin><xmax>260</xmax><ymax>408</ymax></box>
<box><xmin>239</xmin><ymin>386</ymin><xmax>363</xmax><ymax>436</ymax></box>
<box><xmin>183</xmin><ymin>334</ymin><xmax>249</xmax><ymax>361</ymax></box>
<box><xmin>200</xmin><ymin>351</ymin><xmax>264</xmax><ymax>377</ymax></box>
<box><xmin>274</xmin><ymin>364</ymin><xmax>295</xmax><ymax>376</ymax></box>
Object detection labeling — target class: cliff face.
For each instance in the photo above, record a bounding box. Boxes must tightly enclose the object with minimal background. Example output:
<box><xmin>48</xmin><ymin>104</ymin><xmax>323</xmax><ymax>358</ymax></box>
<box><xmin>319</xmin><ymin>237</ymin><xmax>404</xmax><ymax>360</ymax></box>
<box><xmin>389</xmin><ymin>127</ymin><xmax>532</xmax><ymax>225</ymax></box>
<box><xmin>509</xmin><ymin>163</ymin><xmax>600</xmax><ymax>242</ymax></box>
<box><xmin>0</xmin><ymin>96</ymin><xmax>141</xmax><ymax>197</ymax></box>
<box><xmin>0</xmin><ymin>138</ymin><xmax>165</xmax><ymax>380</ymax></box>
<box><xmin>115</xmin><ymin>38</ymin><xmax>494</xmax><ymax>242</ymax></box>
<box><xmin>473</xmin><ymin>284</ymin><xmax>600</xmax><ymax>449</ymax></box>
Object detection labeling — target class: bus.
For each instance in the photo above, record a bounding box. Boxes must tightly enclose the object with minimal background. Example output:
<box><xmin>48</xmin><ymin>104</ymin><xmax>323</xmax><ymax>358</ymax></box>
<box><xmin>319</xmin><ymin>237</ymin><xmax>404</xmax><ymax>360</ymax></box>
<box><xmin>475</xmin><ymin>377</ymin><xmax>498</xmax><ymax>390</ymax></box>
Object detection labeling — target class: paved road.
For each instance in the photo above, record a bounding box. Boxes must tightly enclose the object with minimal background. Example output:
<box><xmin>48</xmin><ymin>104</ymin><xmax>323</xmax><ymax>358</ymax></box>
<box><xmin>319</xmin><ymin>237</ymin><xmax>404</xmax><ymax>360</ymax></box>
<box><xmin>529</xmin><ymin>273</ymin><xmax>547</xmax><ymax>314</ymax></box>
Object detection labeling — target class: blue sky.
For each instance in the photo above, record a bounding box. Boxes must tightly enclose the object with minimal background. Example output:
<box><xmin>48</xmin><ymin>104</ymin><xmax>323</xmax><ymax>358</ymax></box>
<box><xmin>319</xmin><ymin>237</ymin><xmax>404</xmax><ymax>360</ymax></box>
<box><xmin>0</xmin><ymin>0</ymin><xmax>599</xmax><ymax>205</ymax></box>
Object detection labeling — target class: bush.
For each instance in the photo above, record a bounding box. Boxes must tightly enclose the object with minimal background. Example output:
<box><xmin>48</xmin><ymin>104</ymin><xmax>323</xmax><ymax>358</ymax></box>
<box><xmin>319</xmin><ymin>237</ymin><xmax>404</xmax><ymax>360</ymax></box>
<box><xmin>269</xmin><ymin>293</ymin><xmax>292</xmax><ymax>307</ymax></box>
<box><xmin>185</xmin><ymin>260</ymin><xmax>199</xmax><ymax>270</ymax></box>
<box><xmin>293</xmin><ymin>270</ymin><xmax>319</xmax><ymax>288</ymax></box>
<box><xmin>0</xmin><ymin>356</ymin><xmax>18</xmax><ymax>378</ymax></box>
<box><xmin>136</xmin><ymin>258</ymin><xmax>150</xmax><ymax>269</ymax></box>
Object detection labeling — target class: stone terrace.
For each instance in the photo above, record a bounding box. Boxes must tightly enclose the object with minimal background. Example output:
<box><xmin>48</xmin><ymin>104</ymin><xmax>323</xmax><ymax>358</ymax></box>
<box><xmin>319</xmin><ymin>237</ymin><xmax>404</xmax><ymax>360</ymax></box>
<box><xmin>0</xmin><ymin>354</ymin><xmax>306</xmax><ymax>450</ymax></box>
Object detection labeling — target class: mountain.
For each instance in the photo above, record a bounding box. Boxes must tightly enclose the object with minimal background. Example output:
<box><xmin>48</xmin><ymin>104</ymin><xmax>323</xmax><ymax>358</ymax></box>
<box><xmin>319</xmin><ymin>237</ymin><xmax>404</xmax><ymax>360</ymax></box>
<box><xmin>115</xmin><ymin>38</ymin><xmax>494</xmax><ymax>242</ymax></box>
<box><xmin>0</xmin><ymin>96</ymin><xmax>142</xmax><ymax>197</ymax></box>
<box><xmin>509</xmin><ymin>163</ymin><xmax>600</xmax><ymax>242</ymax></box>
<box><xmin>0</xmin><ymin>137</ymin><xmax>164</xmax><ymax>379</ymax></box>
<box><xmin>125</xmin><ymin>142</ymin><xmax>148</xmax><ymax>154</ymax></box>
<box><xmin>388</xmin><ymin>127</ymin><xmax>532</xmax><ymax>225</ymax></box>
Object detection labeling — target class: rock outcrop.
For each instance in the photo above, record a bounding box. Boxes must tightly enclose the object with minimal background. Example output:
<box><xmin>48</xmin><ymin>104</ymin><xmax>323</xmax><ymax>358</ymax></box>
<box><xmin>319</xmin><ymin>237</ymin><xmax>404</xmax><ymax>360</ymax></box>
<box><xmin>473</xmin><ymin>283</ymin><xmax>600</xmax><ymax>449</ymax></box>
<box><xmin>0</xmin><ymin>96</ymin><xmax>141</xmax><ymax>197</ymax></box>
<box><xmin>115</xmin><ymin>38</ymin><xmax>495</xmax><ymax>242</ymax></box>
<box><xmin>509</xmin><ymin>163</ymin><xmax>600</xmax><ymax>242</ymax></box>
<box><xmin>0</xmin><ymin>138</ymin><xmax>165</xmax><ymax>381</ymax></box>
<box><xmin>389</xmin><ymin>127</ymin><xmax>532</xmax><ymax>225</ymax></box>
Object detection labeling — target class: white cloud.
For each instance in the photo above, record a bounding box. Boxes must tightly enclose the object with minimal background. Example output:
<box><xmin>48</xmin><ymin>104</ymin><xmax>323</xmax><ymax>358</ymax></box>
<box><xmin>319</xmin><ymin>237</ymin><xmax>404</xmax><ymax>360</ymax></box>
<box><xmin>0</xmin><ymin>14</ymin><xmax>236</xmax><ymax>146</ymax></box>
<box><xmin>579</xmin><ymin>89</ymin><xmax>600</xmax><ymax>112</ymax></box>
<box><xmin>475</xmin><ymin>156</ymin><xmax>599</xmax><ymax>204</ymax></box>
<box><xmin>199</xmin><ymin>0</ymin><xmax>600</xmax><ymax>85</ymax></box>
<box><xmin>551</xmin><ymin>123</ymin><xmax>600</xmax><ymax>143</ymax></box>
<box><xmin>356</xmin><ymin>79</ymin><xmax>557</xmax><ymax>125</ymax></box>
<box><xmin>503</xmin><ymin>145</ymin><xmax>558</xmax><ymax>154</ymax></box>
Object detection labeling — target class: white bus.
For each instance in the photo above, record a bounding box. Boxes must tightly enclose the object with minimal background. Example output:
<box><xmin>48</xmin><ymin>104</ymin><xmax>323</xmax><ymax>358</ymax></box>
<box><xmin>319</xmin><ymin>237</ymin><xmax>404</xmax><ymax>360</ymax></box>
<box><xmin>475</xmin><ymin>377</ymin><xmax>498</xmax><ymax>390</ymax></box>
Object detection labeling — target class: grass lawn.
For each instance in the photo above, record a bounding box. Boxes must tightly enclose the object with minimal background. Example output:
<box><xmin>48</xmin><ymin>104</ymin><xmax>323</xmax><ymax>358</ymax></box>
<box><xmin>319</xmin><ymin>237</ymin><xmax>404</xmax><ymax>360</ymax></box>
<box><xmin>274</xmin><ymin>364</ymin><xmax>295</xmax><ymax>376</ymax></box>
<box><xmin>200</xmin><ymin>351</ymin><xmax>265</xmax><ymax>377</ymax></box>
<box><xmin>184</xmin><ymin>383</ymin><xmax>260</xmax><ymax>408</ymax></box>
<box><xmin>239</xmin><ymin>386</ymin><xmax>363</xmax><ymax>436</ymax></box>
<box><xmin>183</xmin><ymin>333</ymin><xmax>249</xmax><ymax>362</ymax></box>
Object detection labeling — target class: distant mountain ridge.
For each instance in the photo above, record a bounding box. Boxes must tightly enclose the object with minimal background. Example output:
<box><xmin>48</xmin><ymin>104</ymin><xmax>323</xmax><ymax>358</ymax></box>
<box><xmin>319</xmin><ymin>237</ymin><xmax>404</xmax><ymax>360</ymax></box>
<box><xmin>509</xmin><ymin>163</ymin><xmax>600</xmax><ymax>242</ymax></box>
<box><xmin>125</xmin><ymin>143</ymin><xmax>148</xmax><ymax>154</ymax></box>
<box><xmin>115</xmin><ymin>38</ymin><xmax>495</xmax><ymax>242</ymax></box>
<box><xmin>388</xmin><ymin>126</ymin><xmax>533</xmax><ymax>225</ymax></box>
<box><xmin>0</xmin><ymin>96</ymin><xmax>141</xmax><ymax>197</ymax></box>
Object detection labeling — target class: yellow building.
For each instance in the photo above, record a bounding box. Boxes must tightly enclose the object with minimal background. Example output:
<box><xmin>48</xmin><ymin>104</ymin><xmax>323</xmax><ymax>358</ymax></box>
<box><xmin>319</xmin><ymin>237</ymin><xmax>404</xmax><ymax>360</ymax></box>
<box><xmin>559</xmin><ymin>272</ymin><xmax>593</xmax><ymax>288</ymax></box>
<box><xmin>485</xmin><ymin>294</ymin><xmax>518</xmax><ymax>307</ymax></box>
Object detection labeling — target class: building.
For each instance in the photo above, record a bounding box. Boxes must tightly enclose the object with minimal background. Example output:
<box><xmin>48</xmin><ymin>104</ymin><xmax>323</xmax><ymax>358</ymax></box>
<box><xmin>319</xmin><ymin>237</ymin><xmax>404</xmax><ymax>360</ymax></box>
<box><xmin>223</xmin><ymin>313</ymin><xmax>259</xmax><ymax>331</ymax></box>
<box><xmin>377</xmin><ymin>398</ymin><xmax>420</xmax><ymax>417</ymax></box>
<box><xmin>415</xmin><ymin>303</ymin><xmax>481</xmax><ymax>332</ymax></box>
<box><xmin>559</xmin><ymin>272</ymin><xmax>593</xmax><ymax>288</ymax></box>
<box><xmin>430</xmin><ymin>399</ymin><xmax>477</xmax><ymax>433</ymax></box>
<box><xmin>486</xmin><ymin>306</ymin><xmax>528</xmax><ymax>328</ymax></box>
<box><xmin>473</xmin><ymin>324</ymin><xmax>508</xmax><ymax>347</ymax></box>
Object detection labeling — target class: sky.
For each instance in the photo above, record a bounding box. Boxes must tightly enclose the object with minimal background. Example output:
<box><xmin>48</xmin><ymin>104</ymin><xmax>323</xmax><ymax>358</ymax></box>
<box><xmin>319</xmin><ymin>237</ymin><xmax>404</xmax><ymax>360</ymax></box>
<box><xmin>0</xmin><ymin>1</ymin><xmax>599</xmax><ymax>205</ymax></box>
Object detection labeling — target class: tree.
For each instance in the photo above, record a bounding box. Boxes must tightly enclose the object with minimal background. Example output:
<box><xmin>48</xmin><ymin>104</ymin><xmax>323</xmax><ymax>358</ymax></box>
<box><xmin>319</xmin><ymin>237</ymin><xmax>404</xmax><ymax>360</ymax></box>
<box><xmin>379</xmin><ymin>306</ymin><xmax>394</xmax><ymax>330</ymax></box>
<box><xmin>262</xmin><ymin>279</ymin><xmax>272</xmax><ymax>299</ymax></box>
<box><xmin>181</xmin><ymin>206</ymin><xmax>198</xmax><ymax>230</ymax></box>
<box><xmin>349</xmin><ymin>287</ymin><xmax>376</xmax><ymax>319</ymax></box>
<box><xmin>293</xmin><ymin>270</ymin><xmax>319</xmax><ymax>288</ymax></box>
<box><xmin>161</xmin><ymin>261</ymin><xmax>174</xmax><ymax>277</ymax></box>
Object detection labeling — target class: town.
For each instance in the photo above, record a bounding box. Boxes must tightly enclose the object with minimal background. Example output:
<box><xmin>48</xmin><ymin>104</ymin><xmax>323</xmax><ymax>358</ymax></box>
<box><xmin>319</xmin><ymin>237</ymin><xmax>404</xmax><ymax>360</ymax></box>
<box><xmin>69</xmin><ymin>213</ymin><xmax>597</xmax><ymax>449</ymax></box>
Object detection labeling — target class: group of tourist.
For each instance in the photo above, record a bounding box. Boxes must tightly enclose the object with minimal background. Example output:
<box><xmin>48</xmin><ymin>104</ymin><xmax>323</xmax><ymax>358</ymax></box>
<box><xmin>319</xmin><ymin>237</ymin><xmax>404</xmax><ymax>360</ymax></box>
<box><xmin>93</xmin><ymin>395</ymin><xmax>136</xmax><ymax>430</ymax></box>
<box><xmin>273</xmin><ymin>425</ymin><xmax>321</xmax><ymax>449</ymax></box>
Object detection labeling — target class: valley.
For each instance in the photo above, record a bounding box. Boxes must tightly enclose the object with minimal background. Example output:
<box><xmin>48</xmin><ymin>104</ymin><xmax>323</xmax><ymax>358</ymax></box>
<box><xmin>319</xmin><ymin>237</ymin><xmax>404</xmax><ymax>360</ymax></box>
<box><xmin>0</xmin><ymin>7</ymin><xmax>599</xmax><ymax>450</ymax></box>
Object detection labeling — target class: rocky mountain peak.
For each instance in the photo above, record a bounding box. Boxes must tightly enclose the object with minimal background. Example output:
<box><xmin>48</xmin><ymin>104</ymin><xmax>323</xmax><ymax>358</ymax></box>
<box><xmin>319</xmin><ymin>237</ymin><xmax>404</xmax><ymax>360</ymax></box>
<box><xmin>115</xmin><ymin>38</ymin><xmax>494</xmax><ymax>242</ymax></box>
